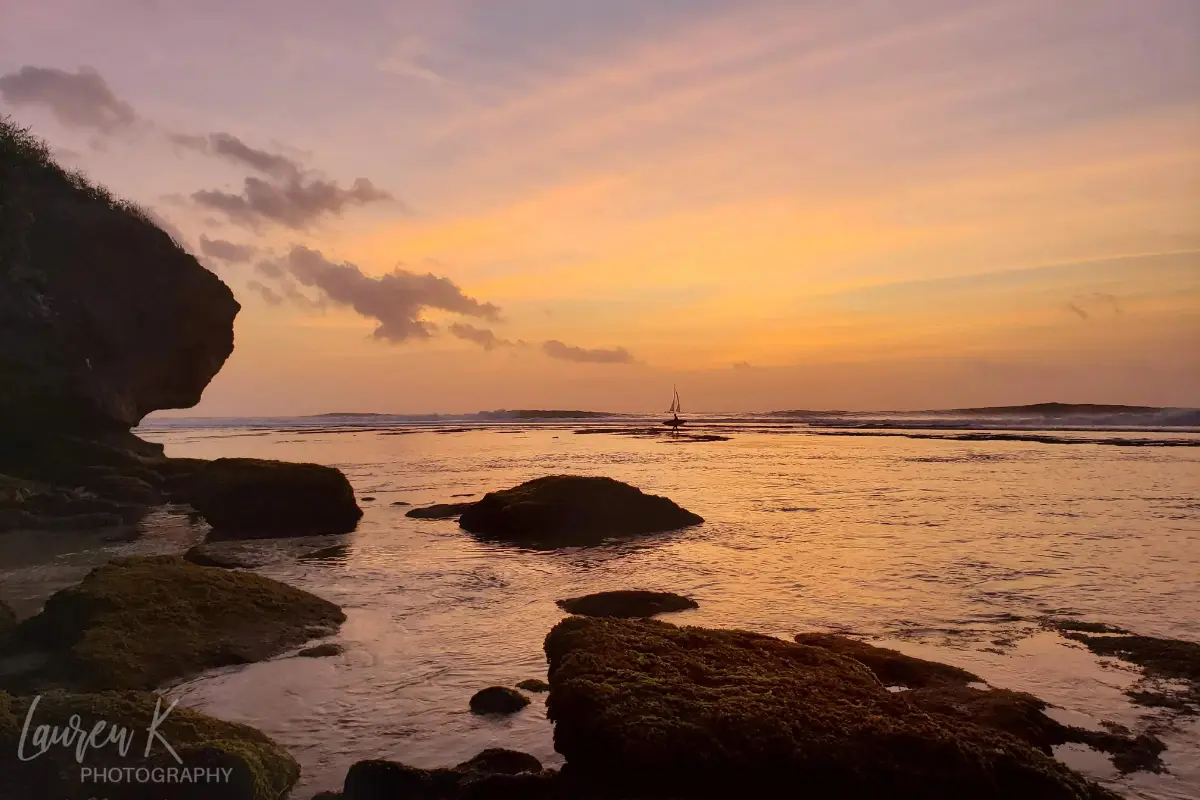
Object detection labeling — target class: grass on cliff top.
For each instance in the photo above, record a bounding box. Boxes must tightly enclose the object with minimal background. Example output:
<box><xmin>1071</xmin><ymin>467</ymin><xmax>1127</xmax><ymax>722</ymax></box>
<box><xmin>0</xmin><ymin>690</ymin><xmax>299</xmax><ymax>800</ymax></box>
<box><xmin>0</xmin><ymin>116</ymin><xmax>185</xmax><ymax>271</ymax></box>
<box><xmin>7</xmin><ymin>555</ymin><xmax>344</xmax><ymax>692</ymax></box>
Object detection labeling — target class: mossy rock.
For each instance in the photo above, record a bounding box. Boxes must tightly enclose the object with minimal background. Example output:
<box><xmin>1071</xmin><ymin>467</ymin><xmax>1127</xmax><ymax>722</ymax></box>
<box><xmin>3</xmin><ymin>555</ymin><xmax>344</xmax><ymax>692</ymax></box>
<box><xmin>190</xmin><ymin>458</ymin><xmax>362</xmax><ymax>538</ymax></box>
<box><xmin>557</xmin><ymin>590</ymin><xmax>698</xmax><ymax>619</ymax></box>
<box><xmin>0</xmin><ymin>690</ymin><xmax>298</xmax><ymax>799</ymax></box>
<box><xmin>516</xmin><ymin>678</ymin><xmax>550</xmax><ymax>692</ymax></box>
<box><xmin>544</xmin><ymin>617</ymin><xmax>1120</xmax><ymax>799</ymax></box>
<box><xmin>459</xmin><ymin>475</ymin><xmax>703</xmax><ymax>547</ymax></box>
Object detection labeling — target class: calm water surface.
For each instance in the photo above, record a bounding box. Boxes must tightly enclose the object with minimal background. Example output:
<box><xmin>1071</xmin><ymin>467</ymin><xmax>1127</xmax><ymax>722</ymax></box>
<box><xmin>3</xmin><ymin>422</ymin><xmax>1198</xmax><ymax>798</ymax></box>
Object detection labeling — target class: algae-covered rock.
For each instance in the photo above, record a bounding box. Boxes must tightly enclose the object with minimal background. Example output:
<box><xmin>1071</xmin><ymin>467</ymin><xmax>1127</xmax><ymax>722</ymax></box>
<box><xmin>458</xmin><ymin>475</ymin><xmax>703</xmax><ymax>547</ymax></box>
<box><xmin>0</xmin><ymin>690</ymin><xmax>298</xmax><ymax>799</ymax></box>
<box><xmin>190</xmin><ymin>458</ymin><xmax>362</xmax><ymax>538</ymax></box>
<box><xmin>556</xmin><ymin>590</ymin><xmax>698</xmax><ymax>618</ymax></box>
<box><xmin>3</xmin><ymin>556</ymin><xmax>344</xmax><ymax>692</ymax></box>
<box><xmin>544</xmin><ymin>617</ymin><xmax>1119</xmax><ymax>799</ymax></box>
<box><xmin>469</xmin><ymin>686</ymin><xmax>530</xmax><ymax>715</ymax></box>
<box><xmin>516</xmin><ymin>678</ymin><xmax>550</xmax><ymax>693</ymax></box>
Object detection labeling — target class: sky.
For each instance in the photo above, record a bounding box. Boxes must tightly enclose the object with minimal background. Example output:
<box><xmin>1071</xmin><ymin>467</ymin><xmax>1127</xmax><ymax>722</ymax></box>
<box><xmin>2</xmin><ymin>0</ymin><xmax>1198</xmax><ymax>414</ymax></box>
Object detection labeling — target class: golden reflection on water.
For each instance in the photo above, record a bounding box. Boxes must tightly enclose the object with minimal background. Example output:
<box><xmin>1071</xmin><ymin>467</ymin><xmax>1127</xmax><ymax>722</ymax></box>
<box><xmin>7</xmin><ymin>425</ymin><xmax>1199</xmax><ymax>799</ymax></box>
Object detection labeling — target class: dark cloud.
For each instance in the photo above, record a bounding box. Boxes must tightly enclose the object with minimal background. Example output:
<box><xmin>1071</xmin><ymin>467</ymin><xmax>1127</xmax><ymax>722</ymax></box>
<box><xmin>449</xmin><ymin>323</ymin><xmax>522</xmax><ymax>351</ymax></box>
<box><xmin>246</xmin><ymin>280</ymin><xmax>283</xmax><ymax>306</ymax></box>
<box><xmin>279</xmin><ymin>246</ymin><xmax>500</xmax><ymax>342</ymax></box>
<box><xmin>732</xmin><ymin>361</ymin><xmax>753</xmax><ymax>370</ymax></box>
<box><xmin>542</xmin><ymin>340</ymin><xmax>634</xmax><ymax>364</ymax></box>
<box><xmin>198</xmin><ymin>235</ymin><xmax>257</xmax><ymax>264</ymax></box>
<box><xmin>254</xmin><ymin>258</ymin><xmax>284</xmax><ymax>279</ymax></box>
<box><xmin>171</xmin><ymin>132</ymin><xmax>301</xmax><ymax>180</ymax></box>
<box><xmin>192</xmin><ymin>176</ymin><xmax>392</xmax><ymax>230</ymax></box>
<box><xmin>1065</xmin><ymin>302</ymin><xmax>1089</xmax><ymax>320</ymax></box>
<box><xmin>0</xmin><ymin>66</ymin><xmax>138</xmax><ymax>134</ymax></box>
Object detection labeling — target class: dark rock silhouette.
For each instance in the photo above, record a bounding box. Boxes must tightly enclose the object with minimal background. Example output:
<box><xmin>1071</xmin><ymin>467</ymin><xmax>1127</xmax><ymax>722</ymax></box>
<box><xmin>0</xmin><ymin>119</ymin><xmax>238</xmax><ymax>432</ymax></box>
<box><xmin>406</xmin><ymin>501</ymin><xmax>474</xmax><ymax>519</ymax></box>
<box><xmin>0</xmin><ymin>599</ymin><xmax>14</xmax><ymax>639</ymax></box>
<box><xmin>543</xmin><ymin>616</ymin><xmax>1121</xmax><ymax>799</ymax></box>
<box><xmin>331</xmin><ymin>750</ymin><xmax>547</xmax><ymax>800</ymax></box>
<box><xmin>557</xmin><ymin>590</ymin><xmax>698</xmax><ymax>618</ymax></box>
<box><xmin>1</xmin><ymin>556</ymin><xmax>344</xmax><ymax>692</ymax></box>
<box><xmin>191</xmin><ymin>458</ymin><xmax>362</xmax><ymax>538</ymax></box>
<box><xmin>183</xmin><ymin>543</ymin><xmax>267</xmax><ymax>569</ymax></box>
<box><xmin>469</xmin><ymin>685</ymin><xmax>530</xmax><ymax>715</ymax></box>
<box><xmin>517</xmin><ymin>678</ymin><xmax>550</xmax><ymax>692</ymax></box>
<box><xmin>459</xmin><ymin>475</ymin><xmax>703</xmax><ymax>546</ymax></box>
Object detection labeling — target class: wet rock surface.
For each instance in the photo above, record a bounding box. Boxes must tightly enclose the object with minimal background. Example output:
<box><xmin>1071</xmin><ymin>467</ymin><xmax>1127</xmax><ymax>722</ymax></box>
<box><xmin>557</xmin><ymin>590</ymin><xmax>698</xmax><ymax>618</ymax></box>
<box><xmin>458</xmin><ymin>475</ymin><xmax>703</xmax><ymax>547</ymax></box>
<box><xmin>190</xmin><ymin>458</ymin><xmax>363</xmax><ymax>538</ymax></box>
<box><xmin>0</xmin><ymin>555</ymin><xmax>345</xmax><ymax>692</ymax></box>
<box><xmin>324</xmin><ymin>749</ymin><xmax>549</xmax><ymax>800</ymax></box>
<box><xmin>543</xmin><ymin>616</ymin><xmax>1121</xmax><ymax>799</ymax></box>
<box><xmin>297</xmin><ymin>642</ymin><xmax>344</xmax><ymax>658</ymax></box>
<box><xmin>516</xmin><ymin>678</ymin><xmax>550</xmax><ymax>692</ymax></box>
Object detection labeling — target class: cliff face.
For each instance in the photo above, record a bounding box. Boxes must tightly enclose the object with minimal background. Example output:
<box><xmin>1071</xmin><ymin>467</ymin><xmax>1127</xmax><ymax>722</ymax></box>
<box><xmin>0</xmin><ymin>119</ymin><xmax>238</xmax><ymax>433</ymax></box>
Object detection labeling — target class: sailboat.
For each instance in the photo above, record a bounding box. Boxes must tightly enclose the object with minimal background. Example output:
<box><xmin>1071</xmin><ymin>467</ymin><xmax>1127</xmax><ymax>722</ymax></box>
<box><xmin>663</xmin><ymin>386</ymin><xmax>685</xmax><ymax>429</ymax></box>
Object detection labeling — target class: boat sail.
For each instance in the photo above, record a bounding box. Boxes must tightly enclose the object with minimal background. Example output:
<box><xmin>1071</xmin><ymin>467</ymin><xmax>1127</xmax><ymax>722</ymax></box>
<box><xmin>664</xmin><ymin>386</ymin><xmax>684</xmax><ymax>428</ymax></box>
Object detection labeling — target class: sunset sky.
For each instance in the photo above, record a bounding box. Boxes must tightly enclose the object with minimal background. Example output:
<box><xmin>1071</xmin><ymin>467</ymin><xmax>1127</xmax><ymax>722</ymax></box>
<box><xmin>2</xmin><ymin>0</ymin><xmax>1198</xmax><ymax>414</ymax></box>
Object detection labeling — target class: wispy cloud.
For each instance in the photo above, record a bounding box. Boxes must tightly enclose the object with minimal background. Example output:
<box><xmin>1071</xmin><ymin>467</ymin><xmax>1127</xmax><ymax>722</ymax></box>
<box><xmin>198</xmin><ymin>235</ymin><xmax>258</xmax><ymax>264</ymax></box>
<box><xmin>542</xmin><ymin>339</ymin><xmax>635</xmax><ymax>364</ymax></box>
<box><xmin>192</xmin><ymin>176</ymin><xmax>393</xmax><ymax>231</ymax></box>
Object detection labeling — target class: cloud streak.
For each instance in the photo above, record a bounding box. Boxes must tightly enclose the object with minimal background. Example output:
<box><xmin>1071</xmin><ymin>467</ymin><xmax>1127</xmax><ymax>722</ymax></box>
<box><xmin>0</xmin><ymin>65</ymin><xmax>138</xmax><ymax>134</ymax></box>
<box><xmin>542</xmin><ymin>339</ymin><xmax>635</xmax><ymax>364</ymax></box>
<box><xmin>192</xmin><ymin>176</ymin><xmax>392</xmax><ymax>230</ymax></box>
<box><xmin>449</xmin><ymin>323</ymin><xmax>520</xmax><ymax>350</ymax></box>
<box><xmin>171</xmin><ymin>132</ymin><xmax>302</xmax><ymax>180</ymax></box>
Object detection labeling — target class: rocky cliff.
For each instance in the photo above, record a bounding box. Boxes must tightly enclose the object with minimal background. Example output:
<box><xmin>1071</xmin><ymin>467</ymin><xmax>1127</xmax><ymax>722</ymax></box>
<box><xmin>0</xmin><ymin>117</ymin><xmax>239</xmax><ymax>433</ymax></box>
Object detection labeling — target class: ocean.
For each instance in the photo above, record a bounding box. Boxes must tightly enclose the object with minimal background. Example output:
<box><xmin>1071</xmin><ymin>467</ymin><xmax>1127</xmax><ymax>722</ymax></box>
<box><xmin>3</xmin><ymin>410</ymin><xmax>1198</xmax><ymax>798</ymax></box>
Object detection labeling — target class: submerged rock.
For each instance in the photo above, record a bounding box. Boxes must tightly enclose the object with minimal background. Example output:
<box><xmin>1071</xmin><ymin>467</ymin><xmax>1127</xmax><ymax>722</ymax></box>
<box><xmin>544</xmin><ymin>617</ymin><xmax>1119</xmax><ymax>799</ymax></box>
<box><xmin>406</xmin><ymin>502</ymin><xmax>475</xmax><ymax>519</ymax></box>
<box><xmin>0</xmin><ymin>690</ymin><xmax>299</xmax><ymax>800</ymax></box>
<box><xmin>1050</xmin><ymin>620</ymin><xmax>1200</xmax><ymax>712</ymax></box>
<box><xmin>190</xmin><ymin>458</ymin><xmax>363</xmax><ymax>538</ymax></box>
<box><xmin>2</xmin><ymin>555</ymin><xmax>345</xmax><ymax>692</ymax></box>
<box><xmin>557</xmin><ymin>590</ymin><xmax>698</xmax><ymax>618</ymax></box>
<box><xmin>334</xmin><ymin>750</ymin><xmax>549</xmax><ymax>800</ymax></box>
<box><xmin>469</xmin><ymin>686</ymin><xmax>530</xmax><ymax>715</ymax></box>
<box><xmin>458</xmin><ymin>475</ymin><xmax>703</xmax><ymax>546</ymax></box>
<box><xmin>517</xmin><ymin>678</ymin><xmax>550</xmax><ymax>692</ymax></box>
<box><xmin>297</xmin><ymin>642</ymin><xmax>344</xmax><ymax>658</ymax></box>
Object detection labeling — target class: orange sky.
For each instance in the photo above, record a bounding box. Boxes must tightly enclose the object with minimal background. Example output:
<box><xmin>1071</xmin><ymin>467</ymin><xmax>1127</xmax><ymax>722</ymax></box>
<box><xmin>3</xmin><ymin>0</ymin><xmax>1198</xmax><ymax>414</ymax></box>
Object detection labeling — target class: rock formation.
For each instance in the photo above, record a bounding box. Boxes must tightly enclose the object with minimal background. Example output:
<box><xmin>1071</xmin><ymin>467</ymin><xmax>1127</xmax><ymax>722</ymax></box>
<box><xmin>542</xmin><ymin>616</ymin><xmax>1123</xmax><ymax>799</ymax></box>
<box><xmin>0</xmin><ymin>119</ymin><xmax>361</xmax><ymax>535</ymax></box>
<box><xmin>0</xmin><ymin>556</ymin><xmax>344</xmax><ymax>692</ymax></box>
<box><xmin>556</xmin><ymin>590</ymin><xmax>698</xmax><ymax>618</ymax></box>
<box><xmin>458</xmin><ymin>475</ymin><xmax>703</xmax><ymax>547</ymax></box>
